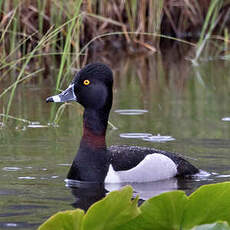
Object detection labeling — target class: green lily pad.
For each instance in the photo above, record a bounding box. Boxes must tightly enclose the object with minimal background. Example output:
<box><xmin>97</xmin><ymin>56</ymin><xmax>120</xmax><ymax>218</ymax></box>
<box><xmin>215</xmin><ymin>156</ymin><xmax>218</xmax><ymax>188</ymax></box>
<box><xmin>38</xmin><ymin>186</ymin><xmax>139</xmax><ymax>230</ymax></box>
<box><xmin>120</xmin><ymin>190</ymin><xmax>188</xmax><ymax>230</ymax></box>
<box><xmin>82</xmin><ymin>186</ymin><xmax>140</xmax><ymax>230</ymax></box>
<box><xmin>121</xmin><ymin>182</ymin><xmax>230</xmax><ymax>230</ymax></box>
<box><xmin>183</xmin><ymin>182</ymin><xmax>230</xmax><ymax>229</ymax></box>
<box><xmin>38</xmin><ymin>209</ymin><xmax>84</xmax><ymax>230</ymax></box>
<box><xmin>38</xmin><ymin>182</ymin><xmax>230</xmax><ymax>230</ymax></box>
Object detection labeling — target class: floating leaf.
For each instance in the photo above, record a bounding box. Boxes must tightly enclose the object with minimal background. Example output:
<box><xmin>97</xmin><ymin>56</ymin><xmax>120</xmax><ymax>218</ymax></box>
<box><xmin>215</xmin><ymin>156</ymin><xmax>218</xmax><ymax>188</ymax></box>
<box><xmin>120</xmin><ymin>190</ymin><xmax>187</xmax><ymax>230</ymax></box>
<box><xmin>182</xmin><ymin>182</ymin><xmax>230</xmax><ymax>229</ymax></box>
<box><xmin>121</xmin><ymin>182</ymin><xmax>230</xmax><ymax>230</ymax></box>
<box><xmin>38</xmin><ymin>209</ymin><xmax>84</xmax><ymax>230</ymax></box>
<box><xmin>38</xmin><ymin>182</ymin><xmax>230</xmax><ymax>230</ymax></box>
<box><xmin>82</xmin><ymin>186</ymin><xmax>140</xmax><ymax>230</ymax></box>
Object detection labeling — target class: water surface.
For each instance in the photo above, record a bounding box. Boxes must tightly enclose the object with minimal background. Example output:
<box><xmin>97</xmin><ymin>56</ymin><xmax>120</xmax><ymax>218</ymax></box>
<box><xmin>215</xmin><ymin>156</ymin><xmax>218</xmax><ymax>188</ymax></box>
<box><xmin>1</xmin><ymin>54</ymin><xmax>230</xmax><ymax>228</ymax></box>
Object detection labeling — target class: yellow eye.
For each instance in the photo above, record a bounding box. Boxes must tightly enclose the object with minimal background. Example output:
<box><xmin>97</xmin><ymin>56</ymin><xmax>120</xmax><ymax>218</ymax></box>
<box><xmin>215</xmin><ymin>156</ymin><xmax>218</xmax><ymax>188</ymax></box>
<box><xmin>83</xmin><ymin>79</ymin><xmax>90</xmax><ymax>86</ymax></box>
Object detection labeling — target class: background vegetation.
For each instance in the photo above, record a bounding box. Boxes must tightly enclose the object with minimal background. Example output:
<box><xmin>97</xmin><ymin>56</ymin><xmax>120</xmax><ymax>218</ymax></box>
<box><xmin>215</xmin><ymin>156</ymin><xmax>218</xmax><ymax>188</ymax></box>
<box><xmin>0</xmin><ymin>0</ymin><xmax>230</xmax><ymax>122</ymax></box>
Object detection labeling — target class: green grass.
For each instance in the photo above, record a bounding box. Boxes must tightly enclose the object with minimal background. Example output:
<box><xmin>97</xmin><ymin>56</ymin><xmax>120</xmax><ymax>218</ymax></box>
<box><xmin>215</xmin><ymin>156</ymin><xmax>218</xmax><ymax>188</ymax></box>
<box><xmin>192</xmin><ymin>0</ymin><xmax>224</xmax><ymax>65</ymax></box>
<box><xmin>0</xmin><ymin>0</ymin><xmax>229</xmax><ymax>125</ymax></box>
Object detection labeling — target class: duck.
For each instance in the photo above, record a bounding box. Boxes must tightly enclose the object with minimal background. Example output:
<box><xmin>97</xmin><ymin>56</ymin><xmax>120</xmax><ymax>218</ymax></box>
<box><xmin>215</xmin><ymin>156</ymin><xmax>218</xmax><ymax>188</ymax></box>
<box><xmin>46</xmin><ymin>63</ymin><xmax>199</xmax><ymax>183</ymax></box>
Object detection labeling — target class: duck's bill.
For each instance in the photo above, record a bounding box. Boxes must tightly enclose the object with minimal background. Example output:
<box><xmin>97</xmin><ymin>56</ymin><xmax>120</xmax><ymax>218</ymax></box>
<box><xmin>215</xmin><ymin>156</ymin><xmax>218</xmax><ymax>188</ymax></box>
<box><xmin>46</xmin><ymin>84</ymin><xmax>77</xmax><ymax>103</ymax></box>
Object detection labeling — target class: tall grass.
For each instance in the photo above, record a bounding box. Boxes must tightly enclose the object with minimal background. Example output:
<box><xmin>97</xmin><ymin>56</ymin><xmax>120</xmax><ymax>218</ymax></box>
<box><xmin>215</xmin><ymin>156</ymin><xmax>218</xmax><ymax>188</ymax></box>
<box><xmin>192</xmin><ymin>0</ymin><xmax>224</xmax><ymax>65</ymax></box>
<box><xmin>0</xmin><ymin>0</ymin><xmax>230</xmax><ymax>124</ymax></box>
<box><xmin>0</xmin><ymin>0</ymin><xmax>84</xmax><ymax>122</ymax></box>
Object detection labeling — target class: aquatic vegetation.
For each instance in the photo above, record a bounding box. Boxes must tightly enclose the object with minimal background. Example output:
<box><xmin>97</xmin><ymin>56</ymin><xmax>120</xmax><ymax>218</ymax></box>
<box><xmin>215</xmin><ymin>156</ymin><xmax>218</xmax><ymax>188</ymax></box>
<box><xmin>39</xmin><ymin>186</ymin><xmax>140</xmax><ymax>230</ymax></box>
<box><xmin>192</xmin><ymin>0</ymin><xmax>224</xmax><ymax>65</ymax></box>
<box><xmin>0</xmin><ymin>0</ymin><xmax>230</xmax><ymax>124</ymax></box>
<box><xmin>39</xmin><ymin>182</ymin><xmax>230</xmax><ymax>230</ymax></box>
<box><xmin>1</xmin><ymin>0</ymin><xmax>229</xmax><ymax>79</ymax></box>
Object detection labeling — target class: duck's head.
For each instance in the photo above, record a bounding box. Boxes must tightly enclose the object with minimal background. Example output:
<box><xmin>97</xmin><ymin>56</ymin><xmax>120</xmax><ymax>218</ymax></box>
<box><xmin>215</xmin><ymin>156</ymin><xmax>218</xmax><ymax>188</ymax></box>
<box><xmin>46</xmin><ymin>63</ymin><xmax>113</xmax><ymax>111</ymax></box>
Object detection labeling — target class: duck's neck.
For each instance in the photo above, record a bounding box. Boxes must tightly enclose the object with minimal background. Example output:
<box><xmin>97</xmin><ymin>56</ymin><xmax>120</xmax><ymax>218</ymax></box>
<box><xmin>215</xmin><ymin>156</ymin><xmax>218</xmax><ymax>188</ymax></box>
<box><xmin>82</xmin><ymin>108</ymin><xmax>109</xmax><ymax>148</ymax></box>
<box><xmin>67</xmin><ymin>108</ymin><xmax>110</xmax><ymax>182</ymax></box>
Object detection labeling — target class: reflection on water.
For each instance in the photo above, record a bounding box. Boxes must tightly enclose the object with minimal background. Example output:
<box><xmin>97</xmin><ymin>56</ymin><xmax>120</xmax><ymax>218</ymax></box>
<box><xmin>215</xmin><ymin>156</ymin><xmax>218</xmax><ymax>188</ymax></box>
<box><xmin>64</xmin><ymin>169</ymin><xmax>211</xmax><ymax>211</ymax></box>
<box><xmin>65</xmin><ymin>180</ymin><xmax>106</xmax><ymax>210</ymax></box>
<box><xmin>64</xmin><ymin>178</ymin><xmax>179</xmax><ymax>210</ymax></box>
<box><xmin>1</xmin><ymin>50</ymin><xmax>230</xmax><ymax>228</ymax></box>
<box><xmin>105</xmin><ymin>177</ymin><xmax>179</xmax><ymax>200</ymax></box>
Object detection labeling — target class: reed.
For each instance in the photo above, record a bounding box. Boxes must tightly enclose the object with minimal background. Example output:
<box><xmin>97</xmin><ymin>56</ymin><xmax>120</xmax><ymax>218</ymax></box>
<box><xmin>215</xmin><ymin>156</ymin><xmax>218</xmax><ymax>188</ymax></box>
<box><xmin>1</xmin><ymin>1</ymin><xmax>229</xmax><ymax>78</ymax></box>
<box><xmin>53</xmin><ymin>102</ymin><xmax>74</xmax><ymax>125</ymax></box>
<box><xmin>192</xmin><ymin>0</ymin><xmax>224</xmax><ymax>65</ymax></box>
<box><xmin>0</xmin><ymin>0</ymin><xmax>229</xmax><ymax>124</ymax></box>
<box><xmin>55</xmin><ymin>0</ymin><xmax>82</xmax><ymax>91</ymax></box>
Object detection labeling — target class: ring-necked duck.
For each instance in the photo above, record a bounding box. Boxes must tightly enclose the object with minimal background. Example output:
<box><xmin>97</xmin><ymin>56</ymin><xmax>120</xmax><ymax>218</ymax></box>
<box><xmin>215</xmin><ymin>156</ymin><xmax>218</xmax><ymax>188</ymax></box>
<box><xmin>46</xmin><ymin>63</ymin><xmax>199</xmax><ymax>183</ymax></box>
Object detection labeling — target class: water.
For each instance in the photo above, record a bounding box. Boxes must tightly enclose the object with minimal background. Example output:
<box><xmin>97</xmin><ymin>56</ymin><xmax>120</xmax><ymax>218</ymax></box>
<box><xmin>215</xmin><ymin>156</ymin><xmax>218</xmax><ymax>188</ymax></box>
<box><xmin>1</xmin><ymin>54</ymin><xmax>230</xmax><ymax>228</ymax></box>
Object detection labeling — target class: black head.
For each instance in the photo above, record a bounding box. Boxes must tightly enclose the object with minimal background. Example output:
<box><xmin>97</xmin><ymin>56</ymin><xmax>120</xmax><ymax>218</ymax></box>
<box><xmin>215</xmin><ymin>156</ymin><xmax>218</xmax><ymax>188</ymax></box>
<box><xmin>46</xmin><ymin>63</ymin><xmax>113</xmax><ymax>111</ymax></box>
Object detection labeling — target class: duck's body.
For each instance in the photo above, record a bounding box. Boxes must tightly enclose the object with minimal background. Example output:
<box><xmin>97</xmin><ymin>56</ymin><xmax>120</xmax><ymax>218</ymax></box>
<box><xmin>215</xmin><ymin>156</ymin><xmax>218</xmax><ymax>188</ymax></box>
<box><xmin>106</xmin><ymin>145</ymin><xmax>198</xmax><ymax>183</ymax></box>
<box><xmin>67</xmin><ymin>144</ymin><xmax>198</xmax><ymax>183</ymax></box>
<box><xmin>46</xmin><ymin>63</ymin><xmax>199</xmax><ymax>183</ymax></box>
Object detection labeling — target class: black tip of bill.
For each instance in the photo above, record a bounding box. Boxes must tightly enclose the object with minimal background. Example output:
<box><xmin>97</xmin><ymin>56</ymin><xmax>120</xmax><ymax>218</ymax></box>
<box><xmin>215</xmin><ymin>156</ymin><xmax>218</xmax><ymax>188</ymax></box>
<box><xmin>46</xmin><ymin>97</ymin><xmax>54</xmax><ymax>103</ymax></box>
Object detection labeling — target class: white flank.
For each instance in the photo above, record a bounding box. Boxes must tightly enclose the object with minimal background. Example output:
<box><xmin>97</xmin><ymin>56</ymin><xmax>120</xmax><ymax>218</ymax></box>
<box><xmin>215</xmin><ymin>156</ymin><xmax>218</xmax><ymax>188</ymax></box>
<box><xmin>52</xmin><ymin>95</ymin><xmax>61</xmax><ymax>102</ymax></box>
<box><xmin>105</xmin><ymin>154</ymin><xmax>177</xmax><ymax>183</ymax></box>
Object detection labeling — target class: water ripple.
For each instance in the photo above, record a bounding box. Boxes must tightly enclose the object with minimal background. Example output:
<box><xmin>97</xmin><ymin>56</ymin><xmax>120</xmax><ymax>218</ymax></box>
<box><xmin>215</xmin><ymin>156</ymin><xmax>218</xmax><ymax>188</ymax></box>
<box><xmin>57</xmin><ymin>163</ymin><xmax>71</xmax><ymax>166</ymax></box>
<box><xmin>222</xmin><ymin>117</ymin><xmax>230</xmax><ymax>121</ymax></box>
<box><xmin>2</xmin><ymin>167</ymin><xmax>21</xmax><ymax>172</ymax></box>
<box><xmin>216</xmin><ymin>174</ymin><xmax>230</xmax><ymax>178</ymax></box>
<box><xmin>143</xmin><ymin>135</ymin><xmax>175</xmax><ymax>142</ymax></box>
<box><xmin>18</xmin><ymin>176</ymin><xmax>36</xmax><ymax>180</ymax></box>
<box><xmin>120</xmin><ymin>133</ymin><xmax>152</xmax><ymax>139</ymax></box>
<box><xmin>27</xmin><ymin>122</ymin><xmax>49</xmax><ymax>128</ymax></box>
<box><xmin>120</xmin><ymin>133</ymin><xmax>175</xmax><ymax>142</ymax></box>
<box><xmin>114</xmin><ymin>109</ymin><xmax>148</xmax><ymax>115</ymax></box>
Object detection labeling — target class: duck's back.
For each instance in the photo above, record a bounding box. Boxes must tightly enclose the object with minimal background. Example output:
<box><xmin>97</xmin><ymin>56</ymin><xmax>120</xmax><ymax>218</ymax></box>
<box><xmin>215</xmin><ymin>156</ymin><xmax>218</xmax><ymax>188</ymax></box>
<box><xmin>107</xmin><ymin>145</ymin><xmax>199</xmax><ymax>179</ymax></box>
